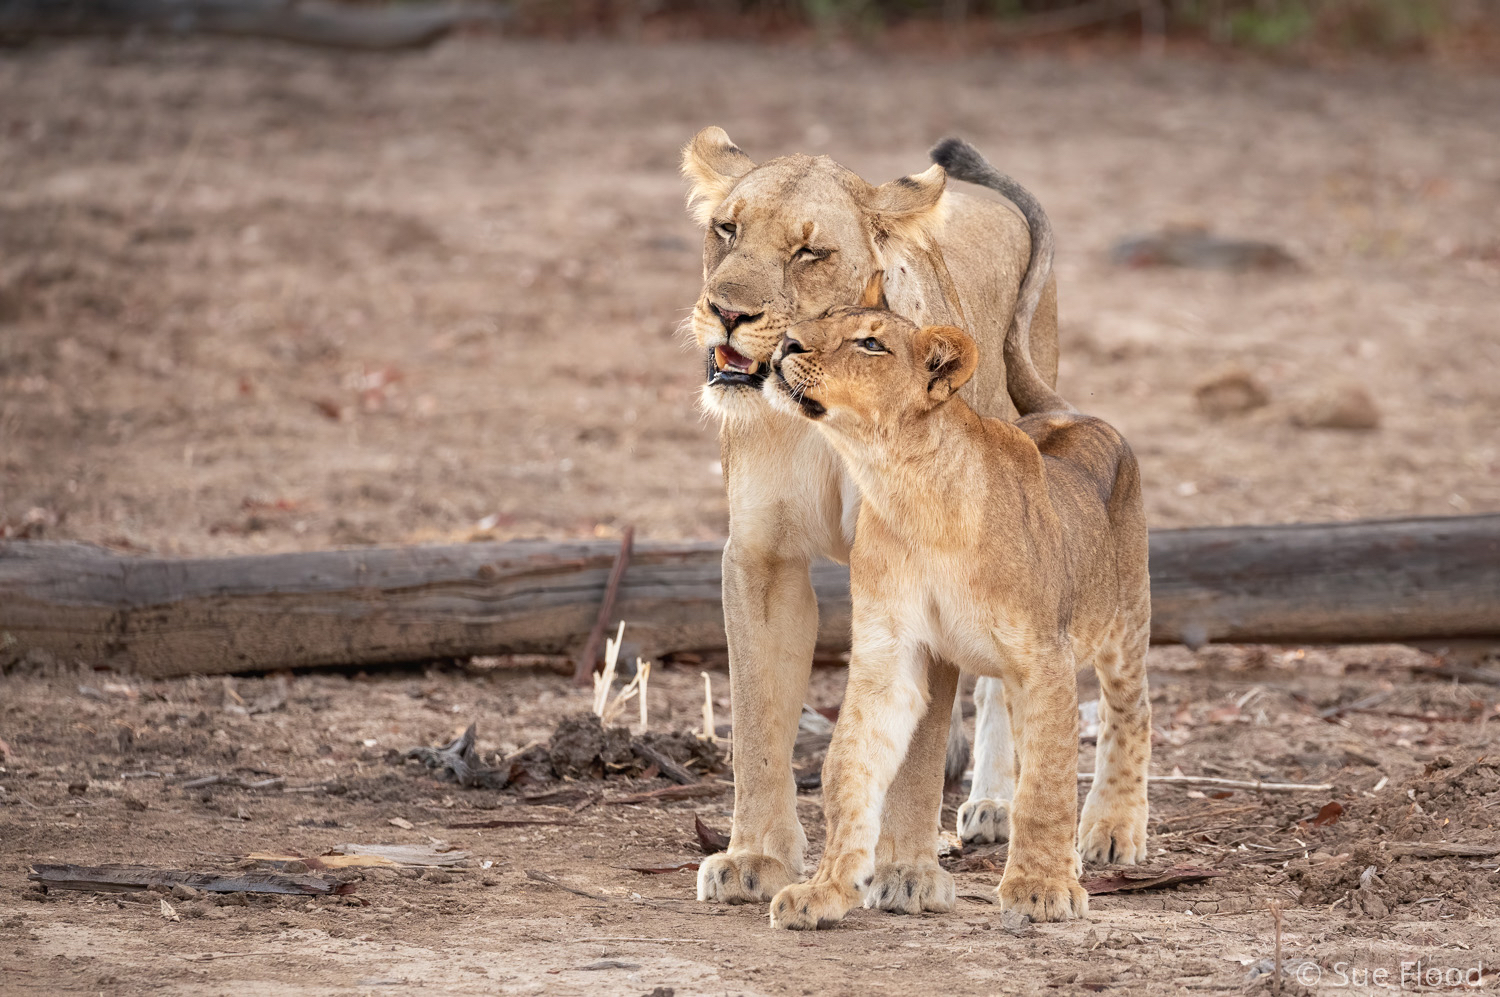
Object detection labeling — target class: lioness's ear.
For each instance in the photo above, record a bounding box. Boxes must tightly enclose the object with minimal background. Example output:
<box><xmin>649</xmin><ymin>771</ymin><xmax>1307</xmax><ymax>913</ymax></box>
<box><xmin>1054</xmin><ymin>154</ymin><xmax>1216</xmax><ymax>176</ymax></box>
<box><xmin>918</xmin><ymin>325</ymin><xmax>978</xmax><ymax>403</ymax></box>
<box><xmin>865</xmin><ymin>163</ymin><xmax>948</xmax><ymax>249</ymax></box>
<box><xmin>857</xmin><ymin>270</ymin><xmax>888</xmax><ymax>310</ymax></box>
<box><xmin>681</xmin><ymin>127</ymin><xmax>757</xmax><ymax>228</ymax></box>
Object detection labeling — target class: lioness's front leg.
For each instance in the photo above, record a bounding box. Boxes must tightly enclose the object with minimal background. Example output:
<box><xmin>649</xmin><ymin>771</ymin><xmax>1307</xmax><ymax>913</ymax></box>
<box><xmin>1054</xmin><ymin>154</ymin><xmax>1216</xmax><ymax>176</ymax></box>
<box><xmin>870</xmin><ymin>657</ymin><xmax>957</xmax><ymax>915</ymax></box>
<box><xmin>997</xmin><ymin>653</ymin><xmax>1089</xmax><ymax>922</ymax></box>
<box><xmin>697</xmin><ymin>544</ymin><xmax>816</xmax><ymax>905</ymax></box>
<box><xmin>771</xmin><ymin>635</ymin><xmax>927</xmax><ymax>930</ymax></box>
<box><xmin>958</xmin><ymin>675</ymin><xmax>1016</xmax><ymax>844</ymax></box>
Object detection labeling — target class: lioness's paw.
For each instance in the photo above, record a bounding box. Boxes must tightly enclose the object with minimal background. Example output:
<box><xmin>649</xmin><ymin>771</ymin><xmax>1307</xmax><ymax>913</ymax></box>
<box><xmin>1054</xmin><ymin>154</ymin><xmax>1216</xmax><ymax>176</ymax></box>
<box><xmin>1078</xmin><ymin>806</ymin><xmax>1148</xmax><ymax>866</ymax></box>
<box><xmin>696</xmin><ymin>852</ymin><xmax>795</xmax><ymax>904</ymax></box>
<box><xmin>769</xmin><ymin>881</ymin><xmax>859</xmax><ymax>930</ymax></box>
<box><xmin>866</xmin><ymin>862</ymin><xmax>955</xmax><ymax>915</ymax></box>
<box><xmin>957</xmin><ymin>798</ymin><xmax>1010</xmax><ymax>844</ymax></box>
<box><xmin>998</xmin><ymin>869</ymin><xmax>1089</xmax><ymax>922</ymax></box>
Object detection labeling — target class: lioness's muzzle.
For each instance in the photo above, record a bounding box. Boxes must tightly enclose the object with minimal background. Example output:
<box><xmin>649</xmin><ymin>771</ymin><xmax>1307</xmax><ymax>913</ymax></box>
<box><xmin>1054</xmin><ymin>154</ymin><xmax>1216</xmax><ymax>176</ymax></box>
<box><xmin>705</xmin><ymin>343</ymin><xmax>767</xmax><ymax>389</ymax></box>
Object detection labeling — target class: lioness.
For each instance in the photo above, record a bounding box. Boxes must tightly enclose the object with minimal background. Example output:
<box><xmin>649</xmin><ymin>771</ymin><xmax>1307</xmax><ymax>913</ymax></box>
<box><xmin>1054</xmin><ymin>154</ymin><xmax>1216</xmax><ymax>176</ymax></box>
<box><xmin>684</xmin><ymin>130</ymin><xmax>1069</xmax><ymax>907</ymax></box>
<box><xmin>763</xmin><ymin>286</ymin><xmax>1151</xmax><ymax>928</ymax></box>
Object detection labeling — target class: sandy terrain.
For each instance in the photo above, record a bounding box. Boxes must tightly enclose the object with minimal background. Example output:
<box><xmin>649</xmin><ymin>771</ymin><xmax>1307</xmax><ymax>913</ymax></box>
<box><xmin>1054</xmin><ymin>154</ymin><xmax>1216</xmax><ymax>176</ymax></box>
<box><xmin>1</xmin><ymin>34</ymin><xmax>1499</xmax><ymax>996</ymax></box>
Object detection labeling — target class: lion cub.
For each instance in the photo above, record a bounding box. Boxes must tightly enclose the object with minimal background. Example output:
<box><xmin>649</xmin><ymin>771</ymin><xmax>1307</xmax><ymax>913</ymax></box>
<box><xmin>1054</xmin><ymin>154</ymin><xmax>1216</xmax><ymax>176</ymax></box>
<box><xmin>762</xmin><ymin>278</ymin><xmax>1151</xmax><ymax>929</ymax></box>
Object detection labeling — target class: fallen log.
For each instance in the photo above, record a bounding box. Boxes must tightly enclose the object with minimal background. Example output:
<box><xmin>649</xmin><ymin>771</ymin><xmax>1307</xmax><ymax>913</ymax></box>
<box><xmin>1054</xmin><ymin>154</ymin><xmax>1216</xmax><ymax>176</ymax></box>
<box><xmin>1</xmin><ymin>514</ymin><xmax>1497</xmax><ymax>678</ymax></box>
<box><xmin>0</xmin><ymin>0</ymin><xmax>501</xmax><ymax>51</ymax></box>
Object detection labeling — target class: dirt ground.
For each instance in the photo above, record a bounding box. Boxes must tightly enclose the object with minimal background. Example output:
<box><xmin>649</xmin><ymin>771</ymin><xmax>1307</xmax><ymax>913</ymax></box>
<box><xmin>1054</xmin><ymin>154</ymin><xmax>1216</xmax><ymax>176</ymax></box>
<box><xmin>2</xmin><ymin>650</ymin><xmax>1498</xmax><ymax>995</ymax></box>
<box><xmin>2</xmin><ymin>32</ymin><xmax>1500</xmax><ymax>997</ymax></box>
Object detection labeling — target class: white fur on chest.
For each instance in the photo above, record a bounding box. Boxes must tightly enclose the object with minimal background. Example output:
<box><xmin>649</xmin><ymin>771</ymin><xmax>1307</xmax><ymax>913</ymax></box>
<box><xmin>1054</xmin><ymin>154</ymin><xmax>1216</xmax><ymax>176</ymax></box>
<box><xmin>878</xmin><ymin>552</ymin><xmax>1031</xmax><ymax>676</ymax></box>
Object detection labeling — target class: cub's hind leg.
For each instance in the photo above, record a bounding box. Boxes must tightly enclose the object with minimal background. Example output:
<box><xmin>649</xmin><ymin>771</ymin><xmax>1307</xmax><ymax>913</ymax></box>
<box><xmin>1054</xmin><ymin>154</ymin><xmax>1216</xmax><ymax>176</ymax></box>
<box><xmin>869</xmin><ymin>656</ymin><xmax>958</xmax><ymax>915</ymax></box>
<box><xmin>1078</xmin><ymin>624</ymin><xmax>1151</xmax><ymax>866</ymax></box>
<box><xmin>957</xmin><ymin>676</ymin><xmax>1015</xmax><ymax>844</ymax></box>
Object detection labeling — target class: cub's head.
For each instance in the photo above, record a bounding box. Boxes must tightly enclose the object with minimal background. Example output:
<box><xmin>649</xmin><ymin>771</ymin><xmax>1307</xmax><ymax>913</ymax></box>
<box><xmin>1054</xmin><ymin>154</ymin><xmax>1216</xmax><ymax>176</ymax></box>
<box><xmin>766</xmin><ymin>273</ymin><xmax>978</xmax><ymax>438</ymax></box>
<box><xmin>681</xmin><ymin>126</ymin><xmax>949</xmax><ymax>423</ymax></box>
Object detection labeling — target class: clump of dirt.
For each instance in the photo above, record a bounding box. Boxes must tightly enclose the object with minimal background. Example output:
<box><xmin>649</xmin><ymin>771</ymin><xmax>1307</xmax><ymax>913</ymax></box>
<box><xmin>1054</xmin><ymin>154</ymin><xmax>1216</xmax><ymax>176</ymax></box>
<box><xmin>548</xmin><ymin>712</ymin><xmax>637</xmax><ymax>778</ymax></box>
<box><xmin>547</xmin><ymin>712</ymin><xmax>723</xmax><ymax>781</ymax></box>
<box><xmin>395</xmin><ymin>713</ymin><xmax>724</xmax><ymax>790</ymax></box>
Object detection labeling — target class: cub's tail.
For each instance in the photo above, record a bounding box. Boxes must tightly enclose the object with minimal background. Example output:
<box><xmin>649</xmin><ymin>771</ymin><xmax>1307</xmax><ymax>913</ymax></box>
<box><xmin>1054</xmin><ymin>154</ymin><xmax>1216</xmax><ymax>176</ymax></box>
<box><xmin>929</xmin><ymin>138</ymin><xmax>1074</xmax><ymax>416</ymax></box>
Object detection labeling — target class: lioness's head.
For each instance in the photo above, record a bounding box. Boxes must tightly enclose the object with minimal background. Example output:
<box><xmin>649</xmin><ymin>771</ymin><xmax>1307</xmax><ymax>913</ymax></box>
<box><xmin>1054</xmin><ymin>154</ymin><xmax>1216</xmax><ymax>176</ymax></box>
<box><xmin>766</xmin><ymin>274</ymin><xmax>978</xmax><ymax>438</ymax></box>
<box><xmin>681</xmin><ymin>127</ymin><xmax>949</xmax><ymax>422</ymax></box>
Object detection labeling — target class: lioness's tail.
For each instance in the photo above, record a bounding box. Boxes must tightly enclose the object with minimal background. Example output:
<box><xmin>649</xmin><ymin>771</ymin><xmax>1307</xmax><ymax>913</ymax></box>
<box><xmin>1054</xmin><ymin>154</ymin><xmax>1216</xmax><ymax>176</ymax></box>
<box><xmin>929</xmin><ymin>138</ymin><xmax>1074</xmax><ymax>416</ymax></box>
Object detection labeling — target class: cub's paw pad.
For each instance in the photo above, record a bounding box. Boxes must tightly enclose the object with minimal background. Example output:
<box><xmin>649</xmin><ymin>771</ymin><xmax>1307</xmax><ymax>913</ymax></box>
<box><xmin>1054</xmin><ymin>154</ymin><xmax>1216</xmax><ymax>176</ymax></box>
<box><xmin>696</xmin><ymin>852</ymin><xmax>794</xmax><ymax>905</ymax></box>
<box><xmin>770</xmin><ymin>882</ymin><xmax>858</xmax><ymax>931</ymax></box>
<box><xmin>1078</xmin><ymin>809</ymin><xmax>1149</xmax><ymax>866</ymax></box>
<box><xmin>866</xmin><ymin>862</ymin><xmax>955</xmax><ymax>915</ymax></box>
<box><xmin>957</xmin><ymin>798</ymin><xmax>1010</xmax><ymax>845</ymax></box>
<box><xmin>998</xmin><ymin>870</ymin><xmax>1089</xmax><ymax>922</ymax></box>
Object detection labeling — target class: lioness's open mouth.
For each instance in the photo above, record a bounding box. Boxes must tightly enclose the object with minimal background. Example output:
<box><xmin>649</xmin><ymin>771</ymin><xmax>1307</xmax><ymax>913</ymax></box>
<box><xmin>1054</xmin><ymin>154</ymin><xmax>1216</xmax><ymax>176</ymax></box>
<box><xmin>705</xmin><ymin>344</ymin><xmax>767</xmax><ymax>389</ymax></box>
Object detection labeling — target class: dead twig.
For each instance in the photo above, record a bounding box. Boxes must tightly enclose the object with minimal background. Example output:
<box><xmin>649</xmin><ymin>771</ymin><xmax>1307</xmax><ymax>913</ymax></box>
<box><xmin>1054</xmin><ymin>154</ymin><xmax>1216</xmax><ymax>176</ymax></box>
<box><xmin>1079</xmin><ymin>773</ymin><xmax>1333</xmax><ymax>792</ymax></box>
<box><xmin>1270</xmin><ymin>900</ymin><xmax>1284</xmax><ymax>996</ymax></box>
<box><xmin>605</xmin><ymin>783</ymin><xmax>723</xmax><ymax>805</ymax></box>
<box><xmin>444</xmin><ymin>818</ymin><xmax>575</xmax><ymax>829</ymax></box>
<box><xmin>1388</xmin><ymin>842</ymin><xmax>1500</xmax><ymax>859</ymax></box>
<box><xmin>573</xmin><ymin>525</ymin><xmax>633</xmax><ymax>687</ymax></box>
<box><xmin>523</xmin><ymin>869</ymin><xmax>684</xmax><ymax>911</ymax></box>
<box><xmin>1412</xmin><ymin>663</ymin><xmax>1500</xmax><ymax>687</ymax></box>
<box><xmin>181</xmin><ymin>775</ymin><xmax>285</xmax><ymax>791</ymax></box>
<box><xmin>630</xmin><ymin>741</ymin><xmax>698</xmax><ymax>786</ymax></box>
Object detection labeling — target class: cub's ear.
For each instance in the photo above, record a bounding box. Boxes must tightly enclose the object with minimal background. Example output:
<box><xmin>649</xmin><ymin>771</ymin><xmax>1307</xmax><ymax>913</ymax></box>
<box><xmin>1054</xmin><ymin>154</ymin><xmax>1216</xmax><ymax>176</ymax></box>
<box><xmin>857</xmin><ymin>270</ymin><xmax>888</xmax><ymax>310</ymax></box>
<box><xmin>917</xmin><ymin>325</ymin><xmax>978</xmax><ymax>404</ymax></box>
<box><xmin>681</xmin><ymin>127</ymin><xmax>757</xmax><ymax>228</ymax></box>
<box><xmin>864</xmin><ymin>163</ymin><xmax>948</xmax><ymax>249</ymax></box>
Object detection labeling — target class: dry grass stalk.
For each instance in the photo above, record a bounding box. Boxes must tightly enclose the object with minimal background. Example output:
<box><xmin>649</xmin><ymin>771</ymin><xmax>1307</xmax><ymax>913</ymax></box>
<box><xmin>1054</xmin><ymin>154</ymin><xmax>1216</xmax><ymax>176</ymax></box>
<box><xmin>636</xmin><ymin>658</ymin><xmax>651</xmax><ymax>732</ymax></box>
<box><xmin>591</xmin><ymin>622</ymin><xmax>650</xmax><ymax>728</ymax></box>
<box><xmin>700</xmin><ymin>671</ymin><xmax>715</xmax><ymax>741</ymax></box>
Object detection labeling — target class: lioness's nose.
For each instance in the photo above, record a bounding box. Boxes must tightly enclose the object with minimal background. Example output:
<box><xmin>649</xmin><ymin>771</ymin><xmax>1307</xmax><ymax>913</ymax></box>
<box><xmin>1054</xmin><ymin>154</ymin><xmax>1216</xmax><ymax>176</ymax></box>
<box><xmin>710</xmin><ymin>302</ymin><xmax>761</xmax><ymax>332</ymax></box>
<box><xmin>780</xmin><ymin>334</ymin><xmax>808</xmax><ymax>355</ymax></box>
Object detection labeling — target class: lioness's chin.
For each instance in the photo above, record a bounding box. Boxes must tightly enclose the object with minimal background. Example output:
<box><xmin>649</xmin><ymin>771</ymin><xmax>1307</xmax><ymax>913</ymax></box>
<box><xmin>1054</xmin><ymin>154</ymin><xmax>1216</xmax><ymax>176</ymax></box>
<box><xmin>699</xmin><ymin>381</ymin><xmax>772</xmax><ymax>424</ymax></box>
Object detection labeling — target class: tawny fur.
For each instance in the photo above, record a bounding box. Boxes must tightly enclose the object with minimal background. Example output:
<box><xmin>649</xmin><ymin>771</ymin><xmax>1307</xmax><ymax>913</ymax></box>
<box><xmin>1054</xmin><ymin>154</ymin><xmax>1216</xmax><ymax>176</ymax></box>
<box><xmin>681</xmin><ymin>127</ymin><xmax>1063</xmax><ymax>909</ymax></box>
<box><xmin>763</xmin><ymin>300</ymin><xmax>1151</xmax><ymax>930</ymax></box>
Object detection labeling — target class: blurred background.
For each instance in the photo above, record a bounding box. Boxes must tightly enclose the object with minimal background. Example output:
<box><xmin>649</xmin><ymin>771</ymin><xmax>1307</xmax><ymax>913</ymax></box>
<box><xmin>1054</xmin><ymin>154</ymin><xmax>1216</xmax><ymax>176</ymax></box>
<box><xmin>2</xmin><ymin>0</ymin><xmax>1498</xmax><ymax>555</ymax></box>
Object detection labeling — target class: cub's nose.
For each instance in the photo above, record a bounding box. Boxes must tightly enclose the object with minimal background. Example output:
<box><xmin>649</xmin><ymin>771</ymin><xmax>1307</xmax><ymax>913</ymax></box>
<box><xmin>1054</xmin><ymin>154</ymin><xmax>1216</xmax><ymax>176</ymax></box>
<box><xmin>779</xmin><ymin>334</ymin><xmax>808</xmax><ymax>356</ymax></box>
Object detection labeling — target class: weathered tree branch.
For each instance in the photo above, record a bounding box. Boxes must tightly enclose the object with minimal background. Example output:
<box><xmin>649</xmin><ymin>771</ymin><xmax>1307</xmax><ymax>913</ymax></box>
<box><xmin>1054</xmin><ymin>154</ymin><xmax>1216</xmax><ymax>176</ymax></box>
<box><xmin>2</xmin><ymin>514</ymin><xmax>1497</xmax><ymax>678</ymax></box>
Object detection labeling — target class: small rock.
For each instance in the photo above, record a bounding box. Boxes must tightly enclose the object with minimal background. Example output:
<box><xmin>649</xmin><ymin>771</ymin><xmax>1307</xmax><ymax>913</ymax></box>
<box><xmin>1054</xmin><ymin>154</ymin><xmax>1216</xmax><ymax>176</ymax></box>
<box><xmin>423</xmin><ymin>869</ymin><xmax>453</xmax><ymax>885</ymax></box>
<box><xmin>170</xmin><ymin>884</ymin><xmax>199</xmax><ymax>901</ymax></box>
<box><xmin>999</xmin><ymin>907</ymin><xmax>1032</xmax><ymax>937</ymax></box>
<box><xmin>1291</xmin><ymin>382</ymin><xmax>1380</xmax><ymax>430</ymax></box>
<box><xmin>388</xmin><ymin>817</ymin><xmax>414</xmax><ymax>830</ymax></box>
<box><xmin>1193</xmin><ymin>366</ymin><xmax>1269</xmax><ymax>418</ymax></box>
<box><xmin>122</xmin><ymin>796</ymin><xmax>148</xmax><ymax>812</ymax></box>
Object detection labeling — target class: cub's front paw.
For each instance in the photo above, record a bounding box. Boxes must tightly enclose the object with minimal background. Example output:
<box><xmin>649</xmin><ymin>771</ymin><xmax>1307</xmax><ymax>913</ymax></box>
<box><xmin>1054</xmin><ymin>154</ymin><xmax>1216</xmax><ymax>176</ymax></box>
<box><xmin>957</xmin><ymin>797</ymin><xmax>1010</xmax><ymax>844</ymax></box>
<box><xmin>1078</xmin><ymin>804</ymin><xmax>1149</xmax><ymax>866</ymax></box>
<box><xmin>769</xmin><ymin>881</ymin><xmax>860</xmax><ymax>930</ymax></box>
<box><xmin>866</xmin><ymin>861</ymin><xmax>955</xmax><ymax>915</ymax></box>
<box><xmin>697</xmin><ymin>851</ymin><xmax>795</xmax><ymax>904</ymax></box>
<box><xmin>998</xmin><ymin>869</ymin><xmax>1089</xmax><ymax>922</ymax></box>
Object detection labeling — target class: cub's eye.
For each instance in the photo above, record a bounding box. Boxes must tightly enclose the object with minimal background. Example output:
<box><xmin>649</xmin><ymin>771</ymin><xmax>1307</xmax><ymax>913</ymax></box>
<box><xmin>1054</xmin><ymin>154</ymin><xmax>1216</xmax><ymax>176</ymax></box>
<box><xmin>715</xmin><ymin>223</ymin><xmax>737</xmax><ymax>241</ymax></box>
<box><xmin>795</xmin><ymin>247</ymin><xmax>827</xmax><ymax>263</ymax></box>
<box><xmin>854</xmin><ymin>337</ymin><xmax>886</xmax><ymax>353</ymax></box>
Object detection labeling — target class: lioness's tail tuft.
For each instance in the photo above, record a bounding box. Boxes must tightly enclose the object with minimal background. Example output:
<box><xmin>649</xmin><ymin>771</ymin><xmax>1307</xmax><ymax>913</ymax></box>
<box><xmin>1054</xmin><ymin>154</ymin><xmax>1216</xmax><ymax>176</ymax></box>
<box><xmin>929</xmin><ymin>137</ymin><xmax>1073</xmax><ymax>417</ymax></box>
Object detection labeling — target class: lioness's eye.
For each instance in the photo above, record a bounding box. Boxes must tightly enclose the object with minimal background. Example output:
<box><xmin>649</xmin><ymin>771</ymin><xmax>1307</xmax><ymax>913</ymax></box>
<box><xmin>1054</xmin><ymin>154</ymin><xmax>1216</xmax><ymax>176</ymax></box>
<box><xmin>715</xmin><ymin>223</ymin><xmax>737</xmax><ymax>241</ymax></box>
<box><xmin>795</xmin><ymin>247</ymin><xmax>827</xmax><ymax>263</ymax></box>
<box><xmin>855</xmin><ymin>337</ymin><xmax>886</xmax><ymax>353</ymax></box>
